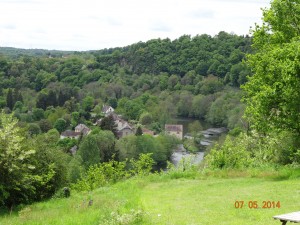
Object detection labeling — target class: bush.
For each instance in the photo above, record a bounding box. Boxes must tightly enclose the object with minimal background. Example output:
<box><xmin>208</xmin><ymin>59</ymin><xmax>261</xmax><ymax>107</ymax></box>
<box><xmin>205</xmin><ymin>131</ymin><xmax>300</xmax><ymax>169</ymax></box>
<box><xmin>71</xmin><ymin>153</ymin><xmax>155</xmax><ymax>192</ymax></box>
<box><xmin>52</xmin><ymin>187</ymin><xmax>71</xmax><ymax>199</ymax></box>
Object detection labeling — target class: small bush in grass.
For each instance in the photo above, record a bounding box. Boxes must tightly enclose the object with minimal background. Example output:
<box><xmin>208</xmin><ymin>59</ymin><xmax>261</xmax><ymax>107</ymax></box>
<box><xmin>130</xmin><ymin>153</ymin><xmax>155</xmax><ymax>176</ymax></box>
<box><xmin>102</xmin><ymin>209</ymin><xmax>145</xmax><ymax>225</ymax></box>
<box><xmin>72</xmin><ymin>153</ymin><xmax>155</xmax><ymax>192</ymax></box>
<box><xmin>161</xmin><ymin>158</ymin><xmax>199</xmax><ymax>180</ymax></box>
<box><xmin>52</xmin><ymin>187</ymin><xmax>71</xmax><ymax>199</ymax></box>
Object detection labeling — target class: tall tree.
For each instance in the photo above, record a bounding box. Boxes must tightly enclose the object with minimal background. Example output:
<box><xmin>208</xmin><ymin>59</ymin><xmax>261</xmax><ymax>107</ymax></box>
<box><xmin>13</xmin><ymin>88</ymin><xmax>23</xmax><ymax>103</ymax></box>
<box><xmin>54</xmin><ymin>118</ymin><xmax>67</xmax><ymax>133</ymax></box>
<box><xmin>243</xmin><ymin>0</ymin><xmax>300</xmax><ymax>134</ymax></box>
<box><xmin>100</xmin><ymin>114</ymin><xmax>117</xmax><ymax>137</ymax></box>
<box><xmin>47</xmin><ymin>90</ymin><xmax>57</xmax><ymax>107</ymax></box>
<box><xmin>6</xmin><ymin>88</ymin><xmax>13</xmax><ymax>110</ymax></box>
<box><xmin>77</xmin><ymin>131</ymin><xmax>116</xmax><ymax>168</ymax></box>
<box><xmin>0</xmin><ymin>113</ymin><xmax>39</xmax><ymax>208</ymax></box>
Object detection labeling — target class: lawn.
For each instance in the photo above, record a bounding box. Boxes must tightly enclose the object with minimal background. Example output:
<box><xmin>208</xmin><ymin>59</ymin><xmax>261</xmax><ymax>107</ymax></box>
<box><xmin>141</xmin><ymin>177</ymin><xmax>299</xmax><ymax>224</ymax></box>
<box><xmin>0</xmin><ymin>171</ymin><xmax>299</xmax><ymax>225</ymax></box>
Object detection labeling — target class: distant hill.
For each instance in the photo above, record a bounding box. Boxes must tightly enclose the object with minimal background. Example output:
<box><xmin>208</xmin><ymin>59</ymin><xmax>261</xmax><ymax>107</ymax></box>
<box><xmin>0</xmin><ymin>47</ymin><xmax>74</xmax><ymax>58</ymax></box>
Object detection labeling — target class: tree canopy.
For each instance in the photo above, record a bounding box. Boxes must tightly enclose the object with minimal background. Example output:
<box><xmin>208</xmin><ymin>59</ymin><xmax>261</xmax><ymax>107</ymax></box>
<box><xmin>243</xmin><ymin>0</ymin><xmax>300</xmax><ymax>134</ymax></box>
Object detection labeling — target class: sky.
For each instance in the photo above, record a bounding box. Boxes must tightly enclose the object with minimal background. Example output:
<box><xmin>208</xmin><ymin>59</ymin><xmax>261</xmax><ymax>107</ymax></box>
<box><xmin>0</xmin><ymin>0</ymin><xmax>271</xmax><ymax>51</ymax></box>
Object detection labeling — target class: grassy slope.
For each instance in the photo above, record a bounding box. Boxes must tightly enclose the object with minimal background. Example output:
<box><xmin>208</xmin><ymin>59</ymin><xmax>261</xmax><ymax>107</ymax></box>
<box><xmin>0</xmin><ymin>172</ymin><xmax>299</xmax><ymax>225</ymax></box>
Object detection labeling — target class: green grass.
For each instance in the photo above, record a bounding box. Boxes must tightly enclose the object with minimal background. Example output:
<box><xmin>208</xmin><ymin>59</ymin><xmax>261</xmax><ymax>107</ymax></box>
<box><xmin>1</xmin><ymin>170</ymin><xmax>300</xmax><ymax>225</ymax></box>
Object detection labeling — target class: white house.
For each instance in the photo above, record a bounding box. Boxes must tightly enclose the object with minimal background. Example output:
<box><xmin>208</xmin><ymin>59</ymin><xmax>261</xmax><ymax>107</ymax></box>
<box><xmin>102</xmin><ymin>105</ymin><xmax>114</xmax><ymax>115</ymax></box>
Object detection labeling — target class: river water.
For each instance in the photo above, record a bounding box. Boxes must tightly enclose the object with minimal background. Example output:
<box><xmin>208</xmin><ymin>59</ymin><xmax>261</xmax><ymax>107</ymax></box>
<box><xmin>171</xmin><ymin>144</ymin><xmax>204</xmax><ymax>166</ymax></box>
<box><xmin>170</xmin><ymin>117</ymin><xmax>227</xmax><ymax>166</ymax></box>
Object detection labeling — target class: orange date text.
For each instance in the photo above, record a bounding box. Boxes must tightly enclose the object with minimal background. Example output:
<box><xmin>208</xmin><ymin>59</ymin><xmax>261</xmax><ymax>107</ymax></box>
<box><xmin>234</xmin><ymin>200</ymin><xmax>280</xmax><ymax>209</ymax></box>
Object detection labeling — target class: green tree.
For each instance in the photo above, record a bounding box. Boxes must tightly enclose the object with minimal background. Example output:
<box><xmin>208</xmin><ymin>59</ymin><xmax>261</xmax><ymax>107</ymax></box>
<box><xmin>38</xmin><ymin>119</ymin><xmax>53</xmax><ymax>133</ymax></box>
<box><xmin>36</xmin><ymin>92</ymin><xmax>48</xmax><ymax>110</ymax></box>
<box><xmin>13</xmin><ymin>88</ymin><xmax>23</xmax><ymax>103</ymax></box>
<box><xmin>77</xmin><ymin>131</ymin><xmax>116</xmax><ymax>168</ymax></box>
<box><xmin>139</xmin><ymin>112</ymin><xmax>153</xmax><ymax>125</ymax></box>
<box><xmin>243</xmin><ymin>0</ymin><xmax>300</xmax><ymax>134</ymax></box>
<box><xmin>82</xmin><ymin>96</ymin><xmax>94</xmax><ymax>112</ymax></box>
<box><xmin>31</xmin><ymin>133</ymin><xmax>70</xmax><ymax>201</ymax></box>
<box><xmin>13</xmin><ymin>101</ymin><xmax>23</xmax><ymax>111</ymax></box>
<box><xmin>6</xmin><ymin>88</ymin><xmax>13</xmax><ymax>110</ymax></box>
<box><xmin>188</xmin><ymin>121</ymin><xmax>202</xmax><ymax>136</ymax></box>
<box><xmin>32</xmin><ymin>108</ymin><xmax>45</xmax><ymax>121</ymax></box>
<box><xmin>100</xmin><ymin>114</ymin><xmax>117</xmax><ymax>137</ymax></box>
<box><xmin>27</xmin><ymin>123</ymin><xmax>42</xmax><ymax>136</ymax></box>
<box><xmin>0</xmin><ymin>113</ymin><xmax>39</xmax><ymax>208</ymax></box>
<box><xmin>135</xmin><ymin>126</ymin><xmax>143</xmax><ymax>136</ymax></box>
<box><xmin>54</xmin><ymin>118</ymin><xmax>67</xmax><ymax>133</ymax></box>
<box><xmin>47</xmin><ymin>90</ymin><xmax>57</xmax><ymax>107</ymax></box>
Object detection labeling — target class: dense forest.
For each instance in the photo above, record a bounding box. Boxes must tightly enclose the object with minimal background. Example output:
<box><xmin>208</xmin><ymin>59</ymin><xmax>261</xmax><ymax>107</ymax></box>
<box><xmin>1</xmin><ymin>0</ymin><xmax>299</xmax><ymax>210</ymax></box>
<box><xmin>0</xmin><ymin>32</ymin><xmax>250</xmax><ymax>130</ymax></box>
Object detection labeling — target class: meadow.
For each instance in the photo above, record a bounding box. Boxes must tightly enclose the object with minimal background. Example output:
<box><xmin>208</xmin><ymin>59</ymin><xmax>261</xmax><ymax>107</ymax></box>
<box><xmin>1</xmin><ymin>167</ymin><xmax>300</xmax><ymax>225</ymax></box>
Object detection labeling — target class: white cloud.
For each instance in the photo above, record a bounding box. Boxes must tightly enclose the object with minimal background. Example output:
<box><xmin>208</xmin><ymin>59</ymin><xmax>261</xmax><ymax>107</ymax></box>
<box><xmin>0</xmin><ymin>0</ymin><xmax>271</xmax><ymax>50</ymax></box>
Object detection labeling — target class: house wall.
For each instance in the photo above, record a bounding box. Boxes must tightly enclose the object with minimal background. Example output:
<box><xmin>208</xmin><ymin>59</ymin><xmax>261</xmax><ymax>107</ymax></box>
<box><xmin>120</xmin><ymin>128</ymin><xmax>133</xmax><ymax>138</ymax></box>
<box><xmin>166</xmin><ymin>131</ymin><xmax>183</xmax><ymax>140</ymax></box>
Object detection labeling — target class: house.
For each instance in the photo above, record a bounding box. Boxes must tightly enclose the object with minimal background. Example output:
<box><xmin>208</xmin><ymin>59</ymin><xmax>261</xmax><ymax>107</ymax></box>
<box><xmin>142</xmin><ymin>128</ymin><xmax>155</xmax><ymax>136</ymax></box>
<box><xmin>102</xmin><ymin>105</ymin><xmax>114</xmax><ymax>115</ymax></box>
<box><xmin>60</xmin><ymin>130</ymin><xmax>81</xmax><ymax>139</ymax></box>
<box><xmin>60</xmin><ymin>124</ymin><xmax>91</xmax><ymax>139</ymax></box>
<box><xmin>75</xmin><ymin>124</ymin><xmax>91</xmax><ymax>135</ymax></box>
<box><xmin>165</xmin><ymin>124</ymin><xmax>183</xmax><ymax>140</ymax></box>
<box><xmin>115</xmin><ymin>118</ymin><xmax>134</xmax><ymax>138</ymax></box>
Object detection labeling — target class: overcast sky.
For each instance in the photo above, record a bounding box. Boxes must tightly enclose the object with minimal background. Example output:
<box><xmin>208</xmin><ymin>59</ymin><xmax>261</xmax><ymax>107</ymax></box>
<box><xmin>0</xmin><ymin>0</ymin><xmax>270</xmax><ymax>51</ymax></box>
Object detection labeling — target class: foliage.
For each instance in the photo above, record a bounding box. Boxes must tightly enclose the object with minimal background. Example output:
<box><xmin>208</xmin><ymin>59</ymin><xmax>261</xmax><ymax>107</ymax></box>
<box><xmin>38</xmin><ymin>119</ymin><xmax>52</xmax><ymax>133</ymax></box>
<box><xmin>71</xmin><ymin>158</ymin><xmax>128</xmax><ymax>192</ymax></box>
<box><xmin>0</xmin><ymin>32</ymin><xmax>251</xmax><ymax>132</ymax></box>
<box><xmin>129</xmin><ymin>153</ymin><xmax>155</xmax><ymax>176</ymax></box>
<box><xmin>99</xmin><ymin>114</ymin><xmax>117</xmax><ymax>137</ymax></box>
<box><xmin>30</xmin><ymin>133</ymin><xmax>70</xmax><ymax>201</ymax></box>
<box><xmin>0</xmin><ymin>113</ymin><xmax>42</xmax><ymax>208</ymax></box>
<box><xmin>27</xmin><ymin>123</ymin><xmax>41</xmax><ymax>136</ymax></box>
<box><xmin>56</xmin><ymin>138</ymin><xmax>77</xmax><ymax>153</ymax></box>
<box><xmin>205</xmin><ymin>131</ymin><xmax>300</xmax><ymax>169</ymax></box>
<box><xmin>52</xmin><ymin>187</ymin><xmax>71</xmax><ymax>199</ymax></box>
<box><xmin>77</xmin><ymin>130</ymin><xmax>116</xmax><ymax>169</ymax></box>
<box><xmin>135</xmin><ymin>126</ymin><xmax>143</xmax><ymax>136</ymax></box>
<box><xmin>183</xmin><ymin>139</ymin><xmax>199</xmax><ymax>153</ymax></box>
<box><xmin>205</xmin><ymin>134</ymin><xmax>253</xmax><ymax>169</ymax></box>
<box><xmin>72</xmin><ymin>153</ymin><xmax>154</xmax><ymax>192</ymax></box>
<box><xmin>53</xmin><ymin>118</ymin><xmax>67</xmax><ymax>133</ymax></box>
<box><xmin>116</xmin><ymin>134</ymin><xmax>177</xmax><ymax>168</ymax></box>
<box><xmin>243</xmin><ymin>0</ymin><xmax>300</xmax><ymax>134</ymax></box>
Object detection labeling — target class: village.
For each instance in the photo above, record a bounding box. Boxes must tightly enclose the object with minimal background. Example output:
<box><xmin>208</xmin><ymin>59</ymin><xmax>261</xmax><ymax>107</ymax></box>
<box><xmin>59</xmin><ymin>104</ymin><xmax>185</xmax><ymax>154</ymax></box>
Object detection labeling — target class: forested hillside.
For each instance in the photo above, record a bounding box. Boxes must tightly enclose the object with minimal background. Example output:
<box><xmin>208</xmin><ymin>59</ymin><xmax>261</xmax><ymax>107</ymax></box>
<box><xmin>0</xmin><ymin>31</ymin><xmax>250</xmax><ymax>129</ymax></box>
<box><xmin>0</xmin><ymin>31</ymin><xmax>251</xmax><ymax>208</ymax></box>
<box><xmin>0</xmin><ymin>47</ymin><xmax>74</xmax><ymax>59</ymax></box>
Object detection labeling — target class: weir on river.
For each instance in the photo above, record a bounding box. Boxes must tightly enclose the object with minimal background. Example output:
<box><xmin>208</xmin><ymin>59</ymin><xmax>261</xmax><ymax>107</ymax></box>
<box><xmin>170</xmin><ymin>125</ymin><xmax>227</xmax><ymax>166</ymax></box>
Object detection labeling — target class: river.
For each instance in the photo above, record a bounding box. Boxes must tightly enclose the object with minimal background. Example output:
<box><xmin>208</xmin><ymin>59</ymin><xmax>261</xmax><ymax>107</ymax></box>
<box><xmin>170</xmin><ymin>117</ymin><xmax>227</xmax><ymax>166</ymax></box>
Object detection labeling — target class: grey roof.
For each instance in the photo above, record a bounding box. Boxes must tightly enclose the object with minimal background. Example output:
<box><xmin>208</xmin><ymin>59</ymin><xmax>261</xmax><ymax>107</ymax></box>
<box><xmin>61</xmin><ymin>130</ymin><xmax>81</xmax><ymax>137</ymax></box>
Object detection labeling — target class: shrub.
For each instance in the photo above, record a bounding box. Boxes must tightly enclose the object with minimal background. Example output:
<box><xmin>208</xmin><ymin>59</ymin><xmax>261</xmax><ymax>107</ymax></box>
<box><xmin>205</xmin><ymin>130</ymin><xmax>300</xmax><ymax>169</ymax></box>
<box><xmin>71</xmin><ymin>153</ymin><xmax>155</xmax><ymax>192</ymax></box>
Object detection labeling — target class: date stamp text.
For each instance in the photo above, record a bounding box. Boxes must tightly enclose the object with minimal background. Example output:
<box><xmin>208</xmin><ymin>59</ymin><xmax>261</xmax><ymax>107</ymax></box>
<box><xmin>234</xmin><ymin>200</ymin><xmax>281</xmax><ymax>209</ymax></box>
